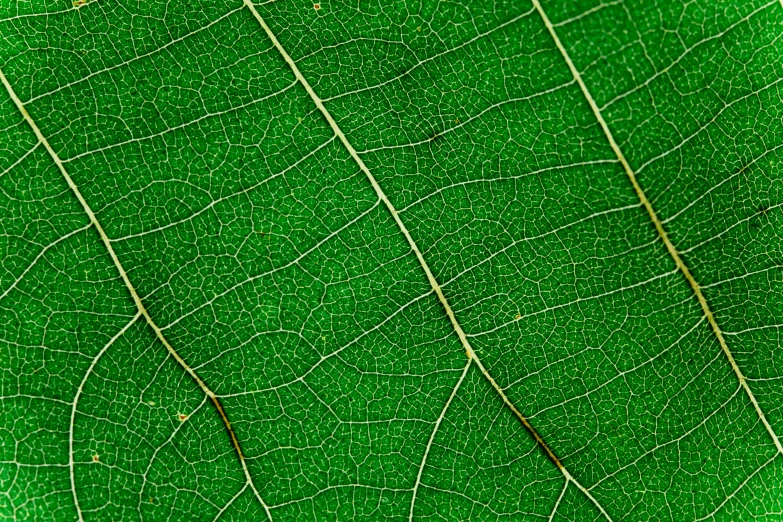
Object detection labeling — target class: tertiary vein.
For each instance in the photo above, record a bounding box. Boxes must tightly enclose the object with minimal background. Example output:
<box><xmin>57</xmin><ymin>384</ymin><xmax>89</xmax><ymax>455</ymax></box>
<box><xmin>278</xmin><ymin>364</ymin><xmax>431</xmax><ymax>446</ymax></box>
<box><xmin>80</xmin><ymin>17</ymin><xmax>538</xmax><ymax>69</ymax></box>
<box><xmin>0</xmin><ymin>66</ymin><xmax>273</xmax><ymax>522</ymax></box>
<box><xmin>528</xmin><ymin>0</ymin><xmax>783</xmax><ymax>456</ymax></box>
<box><xmin>242</xmin><ymin>1</ymin><xmax>613</xmax><ymax>520</ymax></box>
<box><xmin>4</xmin><ymin>0</ymin><xmax>775</xmax><ymax>517</ymax></box>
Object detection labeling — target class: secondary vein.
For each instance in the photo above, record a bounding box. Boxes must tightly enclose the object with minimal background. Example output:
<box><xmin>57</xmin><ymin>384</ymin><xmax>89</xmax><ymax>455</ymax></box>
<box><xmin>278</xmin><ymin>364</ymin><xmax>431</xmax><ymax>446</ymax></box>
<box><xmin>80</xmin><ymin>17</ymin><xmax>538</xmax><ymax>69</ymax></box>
<box><xmin>0</xmin><ymin>66</ymin><xmax>273</xmax><ymax>521</ymax></box>
<box><xmin>529</xmin><ymin>0</ymin><xmax>783</xmax><ymax>456</ymax></box>
<box><xmin>242</xmin><ymin>2</ymin><xmax>612</xmax><ymax>520</ymax></box>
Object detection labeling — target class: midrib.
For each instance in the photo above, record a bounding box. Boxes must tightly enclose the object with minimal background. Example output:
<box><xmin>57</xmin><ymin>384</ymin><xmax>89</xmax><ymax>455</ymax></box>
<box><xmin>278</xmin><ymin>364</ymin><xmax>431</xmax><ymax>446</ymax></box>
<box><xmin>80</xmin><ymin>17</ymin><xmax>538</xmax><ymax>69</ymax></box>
<box><xmin>528</xmin><ymin>0</ymin><xmax>783</xmax><ymax>456</ymax></box>
<box><xmin>0</xmin><ymin>67</ymin><xmax>272</xmax><ymax>521</ymax></box>
<box><xmin>242</xmin><ymin>2</ymin><xmax>612</xmax><ymax>520</ymax></box>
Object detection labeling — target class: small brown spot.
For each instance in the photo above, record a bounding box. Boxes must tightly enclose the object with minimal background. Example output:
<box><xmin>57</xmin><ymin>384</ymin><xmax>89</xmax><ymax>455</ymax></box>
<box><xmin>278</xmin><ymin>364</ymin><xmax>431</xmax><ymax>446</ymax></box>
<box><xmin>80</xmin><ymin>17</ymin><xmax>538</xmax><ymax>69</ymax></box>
<box><xmin>455</xmin><ymin>118</ymin><xmax>460</xmax><ymax>124</ymax></box>
<box><xmin>178</xmin><ymin>413</ymin><xmax>188</xmax><ymax>422</ymax></box>
<box><xmin>92</xmin><ymin>454</ymin><xmax>99</xmax><ymax>462</ymax></box>
<box><xmin>313</xmin><ymin>3</ymin><xmax>320</xmax><ymax>9</ymax></box>
<box><xmin>515</xmin><ymin>314</ymin><xmax>521</xmax><ymax>320</ymax></box>
<box><xmin>72</xmin><ymin>0</ymin><xmax>87</xmax><ymax>7</ymax></box>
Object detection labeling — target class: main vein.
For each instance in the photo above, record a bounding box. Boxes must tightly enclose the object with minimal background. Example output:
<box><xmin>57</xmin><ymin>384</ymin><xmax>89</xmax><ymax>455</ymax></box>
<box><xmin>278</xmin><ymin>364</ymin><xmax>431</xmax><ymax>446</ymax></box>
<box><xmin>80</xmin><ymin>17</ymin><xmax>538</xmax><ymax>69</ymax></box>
<box><xmin>528</xmin><ymin>0</ymin><xmax>783</xmax><ymax>456</ymax></box>
<box><xmin>242</xmin><ymin>2</ymin><xmax>612</xmax><ymax>520</ymax></box>
<box><xmin>0</xmin><ymin>67</ymin><xmax>273</xmax><ymax>521</ymax></box>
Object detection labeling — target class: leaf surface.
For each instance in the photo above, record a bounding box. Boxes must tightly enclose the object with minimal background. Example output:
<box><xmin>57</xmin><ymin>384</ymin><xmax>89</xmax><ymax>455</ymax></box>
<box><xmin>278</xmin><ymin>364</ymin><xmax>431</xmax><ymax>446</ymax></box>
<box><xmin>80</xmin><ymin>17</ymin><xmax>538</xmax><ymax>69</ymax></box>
<box><xmin>1</xmin><ymin>0</ymin><xmax>782</xmax><ymax>520</ymax></box>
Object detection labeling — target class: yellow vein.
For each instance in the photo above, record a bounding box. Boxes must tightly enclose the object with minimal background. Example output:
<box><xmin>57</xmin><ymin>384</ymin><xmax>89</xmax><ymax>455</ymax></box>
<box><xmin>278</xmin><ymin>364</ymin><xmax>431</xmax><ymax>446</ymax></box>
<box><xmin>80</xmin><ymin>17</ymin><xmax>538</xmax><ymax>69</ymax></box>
<box><xmin>548</xmin><ymin>480</ymin><xmax>569</xmax><ymax>522</ymax></box>
<box><xmin>468</xmin><ymin>353</ymin><xmax>612</xmax><ymax>520</ymax></box>
<box><xmin>212</xmin><ymin>483</ymin><xmax>250</xmax><ymax>522</ymax></box>
<box><xmin>409</xmin><ymin>359</ymin><xmax>471</xmax><ymax>522</ymax></box>
<box><xmin>70</xmin><ymin>312</ymin><xmax>141</xmax><ymax>522</ymax></box>
<box><xmin>0</xmin><ymin>66</ymin><xmax>273</xmax><ymax>520</ymax></box>
<box><xmin>243</xmin><ymin>3</ymin><xmax>612</xmax><ymax>520</ymax></box>
<box><xmin>529</xmin><ymin>0</ymin><xmax>783</xmax><ymax>457</ymax></box>
<box><xmin>0</xmin><ymin>223</ymin><xmax>92</xmax><ymax>303</ymax></box>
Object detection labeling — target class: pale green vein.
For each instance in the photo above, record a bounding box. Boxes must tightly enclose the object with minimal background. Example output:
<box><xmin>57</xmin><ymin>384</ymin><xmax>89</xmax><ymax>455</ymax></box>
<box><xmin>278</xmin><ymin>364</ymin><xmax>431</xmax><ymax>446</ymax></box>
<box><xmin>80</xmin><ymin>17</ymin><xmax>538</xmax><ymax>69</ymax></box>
<box><xmin>243</xmin><ymin>2</ymin><xmax>613</xmax><ymax>520</ymax></box>
<box><xmin>529</xmin><ymin>0</ymin><xmax>783</xmax><ymax>457</ymax></box>
<box><xmin>0</xmin><ymin>65</ymin><xmax>273</xmax><ymax>522</ymax></box>
<box><xmin>69</xmin><ymin>312</ymin><xmax>141</xmax><ymax>521</ymax></box>
<box><xmin>409</xmin><ymin>359</ymin><xmax>471</xmax><ymax>522</ymax></box>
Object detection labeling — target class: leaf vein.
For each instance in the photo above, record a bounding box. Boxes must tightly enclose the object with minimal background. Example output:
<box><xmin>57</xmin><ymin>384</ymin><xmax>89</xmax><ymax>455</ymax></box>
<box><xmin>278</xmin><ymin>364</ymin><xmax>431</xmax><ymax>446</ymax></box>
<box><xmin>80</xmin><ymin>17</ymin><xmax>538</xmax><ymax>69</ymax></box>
<box><xmin>530</xmin><ymin>0</ymin><xmax>783</xmax><ymax>457</ymax></box>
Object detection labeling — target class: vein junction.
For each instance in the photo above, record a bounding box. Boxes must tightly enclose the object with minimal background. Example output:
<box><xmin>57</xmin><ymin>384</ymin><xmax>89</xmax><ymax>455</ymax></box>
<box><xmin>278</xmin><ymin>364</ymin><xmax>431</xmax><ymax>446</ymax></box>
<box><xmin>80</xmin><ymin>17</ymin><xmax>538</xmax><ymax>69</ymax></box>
<box><xmin>0</xmin><ymin>66</ymin><xmax>273</xmax><ymax>521</ymax></box>
<box><xmin>529</xmin><ymin>0</ymin><xmax>783</xmax><ymax>456</ymax></box>
<box><xmin>2</xmin><ymin>0</ymin><xmax>777</xmax><ymax>519</ymax></box>
<box><xmin>243</xmin><ymin>1</ymin><xmax>612</xmax><ymax>520</ymax></box>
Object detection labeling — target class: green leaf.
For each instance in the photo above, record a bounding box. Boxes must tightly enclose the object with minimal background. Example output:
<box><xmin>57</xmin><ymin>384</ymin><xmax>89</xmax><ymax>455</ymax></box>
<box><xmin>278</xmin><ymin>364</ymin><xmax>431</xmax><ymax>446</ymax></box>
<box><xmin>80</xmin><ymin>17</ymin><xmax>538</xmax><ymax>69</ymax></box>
<box><xmin>1</xmin><ymin>0</ymin><xmax>782</xmax><ymax>519</ymax></box>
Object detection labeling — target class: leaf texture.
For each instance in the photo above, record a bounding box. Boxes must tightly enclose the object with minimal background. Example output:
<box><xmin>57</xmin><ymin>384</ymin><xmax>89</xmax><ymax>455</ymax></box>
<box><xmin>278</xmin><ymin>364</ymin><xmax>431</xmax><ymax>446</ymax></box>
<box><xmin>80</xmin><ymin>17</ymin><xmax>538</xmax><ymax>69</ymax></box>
<box><xmin>1</xmin><ymin>0</ymin><xmax>782</xmax><ymax>520</ymax></box>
